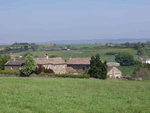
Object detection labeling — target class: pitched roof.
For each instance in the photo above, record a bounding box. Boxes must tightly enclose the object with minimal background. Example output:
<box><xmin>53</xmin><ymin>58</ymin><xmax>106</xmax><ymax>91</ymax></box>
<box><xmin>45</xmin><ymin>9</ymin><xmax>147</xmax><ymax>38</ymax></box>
<box><xmin>5</xmin><ymin>60</ymin><xmax>23</xmax><ymax>66</ymax></box>
<box><xmin>66</xmin><ymin>67</ymin><xmax>78</xmax><ymax>73</ymax></box>
<box><xmin>67</xmin><ymin>58</ymin><xmax>91</xmax><ymax>65</ymax></box>
<box><xmin>108</xmin><ymin>66</ymin><xmax>113</xmax><ymax>71</ymax></box>
<box><xmin>34</xmin><ymin>57</ymin><xmax>66</xmax><ymax>64</ymax></box>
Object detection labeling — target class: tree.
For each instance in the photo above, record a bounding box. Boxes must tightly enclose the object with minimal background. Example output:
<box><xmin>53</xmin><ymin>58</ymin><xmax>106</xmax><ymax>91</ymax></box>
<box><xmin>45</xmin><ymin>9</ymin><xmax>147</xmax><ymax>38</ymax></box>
<box><xmin>0</xmin><ymin>55</ymin><xmax>9</xmax><ymax>70</ymax></box>
<box><xmin>23</xmin><ymin>52</ymin><xmax>32</xmax><ymax>58</ymax></box>
<box><xmin>88</xmin><ymin>54</ymin><xmax>107</xmax><ymax>79</ymax></box>
<box><xmin>137</xmin><ymin>49</ymin><xmax>143</xmax><ymax>56</ymax></box>
<box><xmin>115</xmin><ymin>52</ymin><xmax>134</xmax><ymax>66</ymax></box>
<box><xmin>21</xmin><ymin>54</ymin><xmax>36</xmax><ymax>76</ymax></box>
<box><xmin>141</xmin><ymin>43</ymin><xmax>145</xmax><ymax>48</ymax></box>
<box><xmin>30</xmin><ymin>43</ymin><xmax>38</xmax><ymax>51</ymax></box>
<box><xmin>24</xmin><ymin>45</ymin><xmax>28</xmax><ymax>51</ymax></box>
<box><xmin>133</xmin><ymin>43</ymin><xmax>142</xmax><ymax>50</ymax></box>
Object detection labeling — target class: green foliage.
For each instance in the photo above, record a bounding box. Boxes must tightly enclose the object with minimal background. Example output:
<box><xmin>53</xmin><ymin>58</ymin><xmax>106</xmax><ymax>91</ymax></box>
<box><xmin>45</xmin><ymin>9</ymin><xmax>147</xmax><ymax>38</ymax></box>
<box><xmin>0</xmin><ymin>55</ymin><xmax>9</xmax><ymax>70</ymax></box>
<box><xmin>115</xmin><ymin>52</ymin><xmax>134</xmax><ymax>66</ymax></box>
<box><xmin>134</xmin><ymin>60</ymin><xmax>142</xmax><ymax>65</ymax></box>
<box><xmin>21</xmin><ymin>54</ymin><xmax>36</xmax><ymax>76</ymax></box>
<box><xmin>22</xmin><ymin>52</ymin><xmax>32</xmax><ymax>58</ymax></box>
<box><xmin>133</xmin><ymin>43</ymin><xmax>142</xmax><ymax>50</ymax></box>
<box><xmin>49</xmin><ymin>55</ymin><xmax>57</xmax><ymax>58</ymax></box>
<box><xmin>107</xmin><ymin>75</ymin><xmax>110</xmax><ymax>78</ymax></box>
<box><xmin>39</xmin><ymin>72</ymin><xmax>90</xmax><ymax>78</ymax></box>
<box><xmin>0</xmin><ymin>70</ymin><xmax>20</xmax><ymax>75</ymax></box>
<box><xmin>105</xmin><ymin>52</ymin><xmax>118</xmax><ymax>55</ymax></box>
<box><xmin>137</xmin><ymin>49</ymin><xmax>143</xmax><ymax>56</ymax></box>
<box><xmin>88</xmin><ymin>54</ymin><xmax>107</xmax><ymax>79</ymax></box>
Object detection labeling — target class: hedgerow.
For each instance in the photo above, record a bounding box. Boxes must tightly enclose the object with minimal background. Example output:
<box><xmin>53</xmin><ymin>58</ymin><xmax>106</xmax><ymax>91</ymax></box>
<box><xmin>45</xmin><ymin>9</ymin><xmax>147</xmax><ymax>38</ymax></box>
<box><xmin>39</xmin><ymin>71</ymin><xmax>90</xmax><ymax>78</ymax></box>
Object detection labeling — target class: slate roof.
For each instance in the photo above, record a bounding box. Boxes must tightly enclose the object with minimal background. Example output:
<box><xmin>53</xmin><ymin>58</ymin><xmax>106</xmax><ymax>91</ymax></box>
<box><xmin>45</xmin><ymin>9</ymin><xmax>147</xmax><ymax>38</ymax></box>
<box><xmin>5</xmin><ymin>60</ymin><xmax>23</xmax><ymax>66</ymax></box>
<box><xmin>34</xmin><ymin>57</ymin><xmax>66</xmax><ymax>64</ymax></box>
<box><xmin>67</xmin><ymin>58</ymin><xmax>91</xmax><ymax>65</ymax></box>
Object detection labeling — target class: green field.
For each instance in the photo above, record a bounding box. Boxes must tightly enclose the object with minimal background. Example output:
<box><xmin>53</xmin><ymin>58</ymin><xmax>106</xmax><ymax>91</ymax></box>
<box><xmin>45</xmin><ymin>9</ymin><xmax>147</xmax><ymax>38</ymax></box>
<box><xmin>11</xmin><ymin>48</ymin><xmax>139</xmax><ymax>62</ymax></box>
<box><xmin>117</xmin><ymin>66</ymin><xmax>138</xmax><ymax>76</ymax></box>
<box><xmin>0</xmin><ymin>77</ymin><xmax>150</xmax><ymax>113</ymax></box>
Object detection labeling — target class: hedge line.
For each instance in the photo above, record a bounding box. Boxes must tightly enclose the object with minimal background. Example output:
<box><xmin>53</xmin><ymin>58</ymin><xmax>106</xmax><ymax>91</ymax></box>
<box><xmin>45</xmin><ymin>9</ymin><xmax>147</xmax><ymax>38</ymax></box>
<box><xmin>39</xmin><ymin>71</ymin><xmax>90</xmax><ymax>78</ymax></box>
<box><xmin>0</xmin><ymin>70</ymin><xmax>20</xmax><ymax>75</ymax></box>
<box><xmin>0</xmin><ymin>70</ymin><xmax>90</xmax><ymax>78</ymax></box>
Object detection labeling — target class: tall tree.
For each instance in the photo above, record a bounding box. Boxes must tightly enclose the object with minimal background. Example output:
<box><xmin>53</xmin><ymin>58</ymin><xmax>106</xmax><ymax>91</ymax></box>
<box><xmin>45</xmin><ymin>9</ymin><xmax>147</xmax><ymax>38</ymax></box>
<box><xmin>88</xmin><ymin>54</ymin><xmax>107</xmax><ymax>79</ymax></box>
<box><xmin>21</xmin><ymin>54</ymin><xmax>36</xmax><ymax>76</ymax></box>
<box><xmin>0</xmin><ymin>55</ymin><xmax>9</xmax><ymax>70</ymax></box>
<box><xmin>115</xmin><ymin>52</ymin><xmax>134</xmax><ymax>66</ymax></box>
<box><xmin>24</xmin><ymin>45</ymin><xmax>28</xmax><ymax>51</ymax></box>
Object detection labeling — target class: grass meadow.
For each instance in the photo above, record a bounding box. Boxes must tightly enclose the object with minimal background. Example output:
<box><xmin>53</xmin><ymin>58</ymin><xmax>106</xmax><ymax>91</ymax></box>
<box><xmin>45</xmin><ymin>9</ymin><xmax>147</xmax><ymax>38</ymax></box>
<box><xmin>11</xmin><ymin>48</ymin><xmax>139</xmax><ymax>61</ymax></box>
<box><xmin>117</xmin><ymin>66</ymin><xmax>138</xmax><ymax>76</ymax></box>
<box><xmin>0</xmin><ymin>77</ymin><xmax>150</xmax><ymax>113</ymax></box>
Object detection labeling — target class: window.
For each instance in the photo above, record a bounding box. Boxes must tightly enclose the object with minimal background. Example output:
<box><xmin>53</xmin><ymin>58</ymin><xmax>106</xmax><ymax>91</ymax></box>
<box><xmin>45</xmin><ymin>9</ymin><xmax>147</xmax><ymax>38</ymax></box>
<box><xmin>67</xmin><ymin>65</ymin><xmax>71</xmax><ymax>67</ymax></box>
<box><xmin>87</xmin><ymin>66</ymin><xmax>89</xmax><ymax>68</ymax></box>
<box><xmin>83</xmin><ymin>67</ymin><xmax>85</xmax><ymax>70</ymax></box>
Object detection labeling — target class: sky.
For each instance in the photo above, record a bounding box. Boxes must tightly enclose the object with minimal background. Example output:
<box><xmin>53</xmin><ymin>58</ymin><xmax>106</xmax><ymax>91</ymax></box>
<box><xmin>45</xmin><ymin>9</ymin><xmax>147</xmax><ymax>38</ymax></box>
<box><xmin>0</xmin><ymin>0</ymin><xmax>150</xmax><ymax>44</ymax></box>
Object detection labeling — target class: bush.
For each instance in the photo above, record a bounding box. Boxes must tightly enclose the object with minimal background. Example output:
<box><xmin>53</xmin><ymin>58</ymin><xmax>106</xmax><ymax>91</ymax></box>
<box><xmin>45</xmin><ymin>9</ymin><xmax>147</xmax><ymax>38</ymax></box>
<box><xmin>49</xmin><ymin>55</ymin><xmax>57</xmax><ymax>58</ymax></box>
<box><xmin>106</xmin><ymin>52</ymin><xmax>117</xmax><ymax>55</ymax></box>
<box><xmin>36</xmin><ymin>64</ymin><xmax>54</xmax><ymax>74</ymax></box>
<box><xmin>38</xmin><ymin>72</ymin><xmax>90</xmax><ymax>79</ymax></box>
<box><xmin>0</xmin><ymin>70</ymin><xmax>20</xmax><ymax>75</ymax></box>
<box><xmin>107</xmin><ymin>75</ymin><xmax>110</xmax><ymax>78</ymax></box>
<box><xmin>116</xmin><ymin>76</ymin><xmax>119</xmax><ymax>79</ymax></box>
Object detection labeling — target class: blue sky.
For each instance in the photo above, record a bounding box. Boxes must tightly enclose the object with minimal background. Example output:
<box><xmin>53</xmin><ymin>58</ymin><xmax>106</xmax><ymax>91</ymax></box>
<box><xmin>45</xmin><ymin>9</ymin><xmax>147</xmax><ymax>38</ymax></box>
<box><xmin>0</xmin><ymin>0</ymin><xmax>150</xmax><ymax>44</ymax></box>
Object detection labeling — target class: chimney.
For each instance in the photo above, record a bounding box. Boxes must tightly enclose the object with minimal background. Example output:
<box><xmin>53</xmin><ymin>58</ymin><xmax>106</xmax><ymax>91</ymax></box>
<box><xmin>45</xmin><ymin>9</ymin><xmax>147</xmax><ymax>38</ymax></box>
<box><xmin>45</xmin><ymin>54</ymin><xmax>48</xmax><ymax>59</ymax></box>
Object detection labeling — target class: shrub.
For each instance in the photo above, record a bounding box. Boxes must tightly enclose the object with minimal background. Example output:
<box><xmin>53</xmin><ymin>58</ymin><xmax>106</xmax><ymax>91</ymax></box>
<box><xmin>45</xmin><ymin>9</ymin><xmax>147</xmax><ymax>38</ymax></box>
<box><xmin>107</xmin><ymin>75</ymin><xmax>110</xmax><ymax>78</ymax></box>
<box><xmin>36</xmin><ymin>64</ymin><xmax>54</xmax><ymax>74</ymax></box>
<box><xmin>39</xmin><ymin>71</ymin><xmax>46</xmax><ymax>75</ymax></box>
<box><xmin>116</xmin><ymin>76</ymin><xmax>119</xmax><ymax>79</ymax></box>
<box><xmin>38</xmin><ymin>72</ymin><xmax>90</xmax><ymax>79</ymax></box>
<box><xmin>106</xmin><ymin>52</ymin><xmax>117</xmax><ymax>55</ymax></box>
<box><xmin>0</xmin><ymin>70</ymin><xmax>20</xmax><ymax>75</ymax></box>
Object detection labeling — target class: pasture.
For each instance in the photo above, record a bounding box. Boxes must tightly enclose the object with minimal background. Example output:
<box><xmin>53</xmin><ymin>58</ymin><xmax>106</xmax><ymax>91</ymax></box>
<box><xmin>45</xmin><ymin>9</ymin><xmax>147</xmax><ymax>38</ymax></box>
<box><xmin>11</xmin><ymin>48</ymin><xmax>139</xmax><ymax>62</ymax></box>
<box><xmin>0</xmin><ymin>77</ymin><xmax>150</xmax><ymax>113</ymax></box>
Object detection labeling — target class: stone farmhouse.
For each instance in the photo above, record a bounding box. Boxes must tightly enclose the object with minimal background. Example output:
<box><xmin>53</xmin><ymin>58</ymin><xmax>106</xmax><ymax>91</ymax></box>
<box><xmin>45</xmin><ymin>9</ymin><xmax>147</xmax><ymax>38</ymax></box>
<box><xmin>66</xmin><ymin>58</ymin><xmax>90</xmax><ymax>74</ymax></box>
<box><xmin>4</xmin><ymin>54</ymin><xmax>122</xmax><ymax>78</ymax></box>
<box><xmin>34</xmin><ymin>57</ymin><xmax>66</xmax><ymax>74</ymax></box>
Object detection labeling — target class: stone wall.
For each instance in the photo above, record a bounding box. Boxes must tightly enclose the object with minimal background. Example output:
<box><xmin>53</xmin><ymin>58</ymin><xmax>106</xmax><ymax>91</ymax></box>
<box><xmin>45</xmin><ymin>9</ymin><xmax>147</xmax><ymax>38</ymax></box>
<box><xmin>42</xmin><ymin>64</ymin><xmax>67</xmax><ymax>74</ymax></box>
<box><xmin>5</xmin><ymin>66</ymin><xmax>21</xmax><ymax>71</ymax></box>
<box><xmin>68</xmin><ymin>64</ymin><xmax>90</xmax><ymax>74</ymax></box>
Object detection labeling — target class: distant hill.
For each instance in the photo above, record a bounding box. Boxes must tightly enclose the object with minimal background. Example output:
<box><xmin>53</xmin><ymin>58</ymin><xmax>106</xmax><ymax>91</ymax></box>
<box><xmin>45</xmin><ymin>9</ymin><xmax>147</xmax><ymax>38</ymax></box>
<box><xmin>36</xmin><ymin>38</ymin><xmax>150</xmax><ymax>44</ymax></box>
<box><xmin>1</xmin><ymin>38</ymin><xmax>150</xmax><ymax>45</ymax></box>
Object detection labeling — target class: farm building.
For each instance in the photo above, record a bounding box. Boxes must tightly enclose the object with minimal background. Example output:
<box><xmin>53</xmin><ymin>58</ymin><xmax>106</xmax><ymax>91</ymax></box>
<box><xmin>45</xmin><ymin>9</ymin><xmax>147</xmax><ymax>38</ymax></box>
<box><xmin>107</xmin><ymin>66</ymin><xmax>122</xmax><ymax>78</ymax></box>
<box><xmin>34</xmin><ymin>57</ymin><xmax>67</xmax><ymax>74</ymax></box>
<box><xmin>5</xmin><ymin>60</ymin><xmax>23</xmax><ymax>71</ymax></box>
<box><xmin>107</xmin><ymin>61</ymin><xmax>120</xmax><ymax>66</ymax></box>
<box><xmin>67</xmin><ymin>58</ymin><xmax>91</xmax><ymax>74</ymax></box>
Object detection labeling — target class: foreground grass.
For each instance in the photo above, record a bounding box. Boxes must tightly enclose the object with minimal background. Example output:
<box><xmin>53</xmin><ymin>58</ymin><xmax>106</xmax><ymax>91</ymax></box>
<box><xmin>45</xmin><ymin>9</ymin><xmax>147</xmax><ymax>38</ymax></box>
<box><xmin>0</xmin><ymin>77</ymin><xmax>150</xmax><ymax>113</ymax></box>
